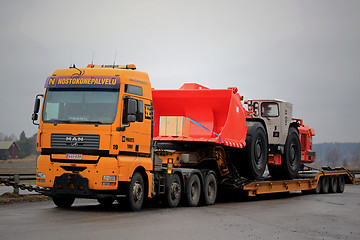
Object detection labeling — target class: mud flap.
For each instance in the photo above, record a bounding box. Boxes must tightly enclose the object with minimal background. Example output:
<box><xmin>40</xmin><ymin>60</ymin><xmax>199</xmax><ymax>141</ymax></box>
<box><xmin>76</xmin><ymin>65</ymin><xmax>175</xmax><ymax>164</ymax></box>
<box><xmin>51</xmin><ymin>173</ymin><xmax>91</xmax><ymax>196</ymax></box>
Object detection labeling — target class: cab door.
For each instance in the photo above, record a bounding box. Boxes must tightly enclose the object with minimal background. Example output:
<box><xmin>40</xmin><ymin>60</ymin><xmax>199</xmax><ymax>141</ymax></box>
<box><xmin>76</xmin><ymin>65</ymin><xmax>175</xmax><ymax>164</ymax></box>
<box><xmin>119</xmin><ymin>96</ymin><xmax>141</xmax><ymax>154</ymax></box>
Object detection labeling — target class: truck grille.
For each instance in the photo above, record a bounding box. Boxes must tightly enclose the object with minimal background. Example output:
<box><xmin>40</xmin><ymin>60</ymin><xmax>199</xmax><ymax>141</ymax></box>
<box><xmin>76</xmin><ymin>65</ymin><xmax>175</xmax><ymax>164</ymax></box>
<box><xmin>51</xmin><ymin>134</ymin><xmax>100</xmax><ymax>150</ymax></box>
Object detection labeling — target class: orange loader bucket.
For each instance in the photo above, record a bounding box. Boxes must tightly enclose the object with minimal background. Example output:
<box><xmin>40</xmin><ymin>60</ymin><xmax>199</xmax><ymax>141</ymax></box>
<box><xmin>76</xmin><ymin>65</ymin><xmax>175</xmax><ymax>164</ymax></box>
<box><xmin>152</xmin><ymin>83</ymin><xmax>247</xmax><ymax>148</ymax></box>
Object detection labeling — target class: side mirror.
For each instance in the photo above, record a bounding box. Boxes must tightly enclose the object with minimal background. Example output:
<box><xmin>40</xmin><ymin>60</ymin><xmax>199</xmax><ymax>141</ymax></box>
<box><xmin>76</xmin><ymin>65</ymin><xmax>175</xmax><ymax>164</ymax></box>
<box><xmin>128</xmin><ymin>99</ymin><xmax>137</xmax><ymax>115</ymax></box>
<box><xmin>34</xmin><ymin>98</ymin><xmax>41</xmax><ymax>114</ymax></box>
<box><xmin>32</xmin><ymin>94</ymin><xmax>43</xmax><ymax>125</ymax></box>
<box><xmin>32</xmin><ymin>113</ymin><xmax>38</xmax><ymax>121</ymax></box>
<box><xmin>127</xmin><ymin>115</ymin><xmax>136</xmax><ymax>123</ymax></box>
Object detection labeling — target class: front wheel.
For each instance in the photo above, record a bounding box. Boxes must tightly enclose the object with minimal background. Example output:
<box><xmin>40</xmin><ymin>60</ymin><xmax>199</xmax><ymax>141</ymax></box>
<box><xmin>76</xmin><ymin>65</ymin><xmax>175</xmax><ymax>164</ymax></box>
<box><xmin>127</xmin><ymin>172</ymin><xmax>145</xmax><ymax>211</ymax></box>
<box><xmin>52</xmin><ymin>196</ymin><xmax>75</xmax><ymax>208</ymax></box>
<box><xmin>242</xmin><ymin>122</ymin><xmax>268</xmax><ymax>180</ymax></box>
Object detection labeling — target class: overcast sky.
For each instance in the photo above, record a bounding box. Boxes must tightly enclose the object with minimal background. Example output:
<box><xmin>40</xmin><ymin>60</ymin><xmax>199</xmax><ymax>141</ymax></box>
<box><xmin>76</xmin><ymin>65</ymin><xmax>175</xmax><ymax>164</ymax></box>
<box><xmin>0</xmin><ymin>0</ymin><xmax>359</xmax><ymax>143</ymax></box>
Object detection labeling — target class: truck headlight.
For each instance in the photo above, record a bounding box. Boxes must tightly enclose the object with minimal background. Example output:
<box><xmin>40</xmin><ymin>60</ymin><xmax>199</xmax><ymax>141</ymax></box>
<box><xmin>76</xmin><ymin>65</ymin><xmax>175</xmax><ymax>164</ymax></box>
<box><xmin>102</xmin><ymin>175</ymin><xmax>116</xmax><ymax>181</ymax></box>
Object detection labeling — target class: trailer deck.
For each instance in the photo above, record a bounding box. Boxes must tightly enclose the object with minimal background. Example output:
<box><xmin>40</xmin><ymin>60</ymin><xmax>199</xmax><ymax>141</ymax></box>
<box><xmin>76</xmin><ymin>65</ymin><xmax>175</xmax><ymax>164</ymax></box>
<box><xmin>240</xmin><ymin>168</ymin><xmax>354</xmax><ymax>196</ymax></box>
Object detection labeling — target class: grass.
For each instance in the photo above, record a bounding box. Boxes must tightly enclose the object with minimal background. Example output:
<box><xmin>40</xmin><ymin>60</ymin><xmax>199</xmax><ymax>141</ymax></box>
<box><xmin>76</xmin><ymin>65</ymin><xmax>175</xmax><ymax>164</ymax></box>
<box><xmin>0</xmin><ymin>192</ymin><xmax>50</xmax><ymax>205</ymax></box>
<box><xmin>0</xmin><ymin>155</ymin><xmax>37</xmax><ymax>174</ymax></box>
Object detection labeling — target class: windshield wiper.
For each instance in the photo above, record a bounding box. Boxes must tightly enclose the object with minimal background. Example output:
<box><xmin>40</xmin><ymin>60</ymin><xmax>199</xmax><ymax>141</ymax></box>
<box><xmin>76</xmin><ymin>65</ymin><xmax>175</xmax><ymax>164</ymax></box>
<box><xmin>47</xmin><ymin>120</ymin><xmax>72</xmax><ymax>124</ymax></box>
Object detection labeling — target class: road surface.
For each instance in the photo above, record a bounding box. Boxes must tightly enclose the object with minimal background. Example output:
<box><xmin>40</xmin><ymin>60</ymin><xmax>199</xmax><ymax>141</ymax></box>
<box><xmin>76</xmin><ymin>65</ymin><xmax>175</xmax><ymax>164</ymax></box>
<box><xmin>0</xmin><ymin>185</ymin><xmax>359</xmax><ymax>240</ymax></box>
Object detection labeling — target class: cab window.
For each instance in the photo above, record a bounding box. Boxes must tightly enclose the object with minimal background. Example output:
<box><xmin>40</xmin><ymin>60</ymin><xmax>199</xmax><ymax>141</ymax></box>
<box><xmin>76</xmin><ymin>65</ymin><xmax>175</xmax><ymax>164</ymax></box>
<box><xmin>125</xmin><ymin>84</ymin><xmax>143</xmax><ymax>96</ymax></box>
<box><xmin>261</xmin><ymin>102</ymin><xmax>279</xmax><ymax>117</ymax></box>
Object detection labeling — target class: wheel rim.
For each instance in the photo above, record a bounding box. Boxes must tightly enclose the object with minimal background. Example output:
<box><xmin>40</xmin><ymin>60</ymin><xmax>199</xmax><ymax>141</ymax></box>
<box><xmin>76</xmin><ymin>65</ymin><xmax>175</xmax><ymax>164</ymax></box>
<box><xmin>171</xmin><ymin>181</ymin><xmax>181</xmax><ymax>200</ymax></box>
<box><xmin>132</xmin><ymin>182</ymin><xmax>143</xmax><ymax>203</ymax></box>
<box><xmin>255</xmin><ymin>138</ymin><xmax>263</xmax><ymax>167</ymax></box>
<box><xmin>289</xmin><ymin>142</ymin><xmax>297</xmax><ymax>168</ymax></box>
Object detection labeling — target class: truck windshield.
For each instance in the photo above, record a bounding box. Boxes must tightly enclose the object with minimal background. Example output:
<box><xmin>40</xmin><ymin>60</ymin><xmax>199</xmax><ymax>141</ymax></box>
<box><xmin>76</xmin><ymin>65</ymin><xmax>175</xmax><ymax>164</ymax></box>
<box><xmin>42</xmin><ymin>89</ymin><xmax>119</xmax><ymax>124</ymax></box>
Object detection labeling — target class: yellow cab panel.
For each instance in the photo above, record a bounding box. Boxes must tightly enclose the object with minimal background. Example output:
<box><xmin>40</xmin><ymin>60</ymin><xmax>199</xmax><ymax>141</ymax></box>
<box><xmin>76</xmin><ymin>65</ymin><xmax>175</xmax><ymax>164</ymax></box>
<box><xmin>36</xmin><ymin>64</ymin><xmax>153</xmax><ymax>194</ymax></box>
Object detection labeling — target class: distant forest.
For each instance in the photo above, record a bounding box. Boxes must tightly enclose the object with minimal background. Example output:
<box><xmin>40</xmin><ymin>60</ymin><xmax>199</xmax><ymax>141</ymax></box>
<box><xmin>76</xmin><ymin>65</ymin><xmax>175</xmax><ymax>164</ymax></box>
<box><xmin>1</xmin><ymin>132</ymin><xmax>360</xmax><ymax>169</ymax></box>
<box><xmin>312</xmin><ymin>143</ymin><xmax>360</xmax><ymax>169</ymax></box>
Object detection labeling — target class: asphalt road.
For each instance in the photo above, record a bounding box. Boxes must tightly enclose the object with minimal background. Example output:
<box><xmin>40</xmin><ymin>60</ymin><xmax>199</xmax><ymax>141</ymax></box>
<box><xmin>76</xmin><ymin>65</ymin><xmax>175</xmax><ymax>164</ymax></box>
<box><xmin>0</xmin><ymin>185</ymin><xmax>359</xmax><ymax>240</ymax></box>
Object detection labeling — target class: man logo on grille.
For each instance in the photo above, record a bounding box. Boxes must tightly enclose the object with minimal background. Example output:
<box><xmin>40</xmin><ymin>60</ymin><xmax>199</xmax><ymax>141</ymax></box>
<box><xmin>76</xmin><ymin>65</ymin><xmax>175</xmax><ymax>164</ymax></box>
<box><xmin>66</xmin><ymin>136</ymin><xmax>84</xmax><ymax>146</ymax></box>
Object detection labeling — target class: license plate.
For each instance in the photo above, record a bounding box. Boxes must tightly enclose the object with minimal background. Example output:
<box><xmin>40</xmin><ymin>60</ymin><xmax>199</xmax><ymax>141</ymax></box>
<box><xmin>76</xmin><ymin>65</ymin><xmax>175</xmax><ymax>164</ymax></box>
<box><xmin>66</xmin><ymin>154</ymin><xmax>83</xmax><ymax>160</ymax></box>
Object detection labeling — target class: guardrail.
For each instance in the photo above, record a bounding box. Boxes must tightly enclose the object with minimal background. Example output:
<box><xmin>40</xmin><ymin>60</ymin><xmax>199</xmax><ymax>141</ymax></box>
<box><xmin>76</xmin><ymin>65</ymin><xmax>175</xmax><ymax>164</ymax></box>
<box><xmin>0</xmin><ymin>174</ymin><xmax>36</xmax><ymax>194</ymax></box>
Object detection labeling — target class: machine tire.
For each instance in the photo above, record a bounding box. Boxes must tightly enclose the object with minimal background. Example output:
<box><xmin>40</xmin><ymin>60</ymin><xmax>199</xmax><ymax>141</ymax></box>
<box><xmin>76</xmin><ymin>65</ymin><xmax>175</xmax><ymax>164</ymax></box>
<box><xmin>243</xmin><ymin>122</ymin><xmax>268</xmax><ymax>180</ymax></box>
<box><xmin>127</xmin><ymin>172</ymin><xmax>144</xmax><ymax>211</ymax></box>
<box><xmin>203</xmin><ymin>173</ymin><xmax>217</xmax><ymax>206</ymax></box>
<box><xmin>329</xmin><ymin>176</ymin><xmax>338</xmax><ymax>193</ymax></box>
<box><xmin>97</xmin><ymin>197</ymin><xmax>115</xmax><ymax>206</ymax></box>
<box><xmin>282</xmin><ymin>128</ymin><xmax>301</xmax><ymax>179</ymax></box>
<box><xmin>186</xmin><ymin>174</ymin><xmax>201</xmax><ymax>207</ymax></box>
<box><xmin>337</xmin><ymin>175</ymin><xmax>345</xmax><ymax>193</ymax></box>
<box><xmin>52</xmin><ymin>196</ymin><xmax>75</xmax><ymax>208</ymax></box>
<box><xmin>165</xmin><ymin>174</ymin><xmax>182</xmax><ymax>208</ymax></box>
<box><xmin>320</xmin><ymin>176</ymin><xmax>329</xmax><ymax>194</ymax></box>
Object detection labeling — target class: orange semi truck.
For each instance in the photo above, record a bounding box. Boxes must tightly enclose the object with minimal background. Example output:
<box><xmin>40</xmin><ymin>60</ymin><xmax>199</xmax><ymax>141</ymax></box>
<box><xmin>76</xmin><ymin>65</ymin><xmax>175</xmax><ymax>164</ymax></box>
<box><xmin>32</xmin><ymin>64</ymin><xmax>354</xmax><ymax>211</ymax></box>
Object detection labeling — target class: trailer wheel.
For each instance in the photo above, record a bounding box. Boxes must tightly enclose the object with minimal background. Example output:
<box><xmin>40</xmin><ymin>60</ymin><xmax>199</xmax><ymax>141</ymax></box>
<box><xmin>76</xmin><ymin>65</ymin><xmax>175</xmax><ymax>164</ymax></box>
<box><xmin>320</xmin><ymin>176</ymin><xmax>329</xmax><ymax>194</ymax></box>
<box><xmin>127</xmin><ymin>172</ymin><xmax>144</xmax><ymax>211</ymax></box>
<box><xmin>203</xmin><ymin>173</ymin><xmax>217</xmax><ymax>206</ymax></box>
<box><xmin>329</xmin><ymin>176</ymin><xmax>338</xmax><ymax>193</ymax></box>
<box><xmin>97</xmin><ymin>197</ymin><xmax>115</xmax><ymax>206</ymax></box>
<box><xmin>165</xmin><ymin>174</ymin><xmax>182</xmax><ymax>208</ymax></box>
<box><xmin>282</xmin><ymin>128</ymin><xmax>301</xmax><ymax>179</ymax></box>
<box><xmin>337</xmin><ymin>175</ymin><xmax>345</xmax><ymax>193</ymax></box>
<box><xmin>186</xmin><ymin>174</ymin><xmax>201</xmax><ymax>207</ymax></box>
<box><xmin>243</xmin><ymin>122</ymin><xmax>268</xmax><ymax>180</ymax></box>
<box><xmin>52</xmin><ymin>196</ymin><xmax>75</xmax><ymax>208</ymax></box>
<box><xmin>313</xmin><ymin>178</ymin><xmax>321</xmax><ymax>194</ymax></box>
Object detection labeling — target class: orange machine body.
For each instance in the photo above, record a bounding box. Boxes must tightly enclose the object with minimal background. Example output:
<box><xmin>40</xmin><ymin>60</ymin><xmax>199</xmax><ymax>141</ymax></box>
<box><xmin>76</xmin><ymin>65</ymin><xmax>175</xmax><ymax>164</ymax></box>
<box><xmin>152</xmin><ymin>83</ymin><xmax>247</xmax><ymax>148</ymax></box>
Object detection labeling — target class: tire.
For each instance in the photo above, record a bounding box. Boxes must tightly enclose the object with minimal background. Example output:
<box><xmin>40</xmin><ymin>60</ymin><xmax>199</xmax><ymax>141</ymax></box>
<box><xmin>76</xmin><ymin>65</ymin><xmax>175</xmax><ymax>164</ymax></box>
<box><xmin>337</xmin><ymin>175</ymin><xmax>345</xmax><ymax>193</ymax></box>
<box><xmin>127</xmin><ymin>172</ymin><xmax>144</xmax><ymax>211</ymax></box>
<box><xmin>165</xmin><ymin>174</ymin><xmax>182</xmax><ymax>208</ymax></box>
<box><xmin>52</xmin><ymin>196</ymin><xmax>75</xmax><ymax>208</ymax></box>
<box><xmin>329</xmin><ymin>176</ymin><xmax>338</xmax><ymax>193</ymax></box>
<box><xmin>97</xmin><ymin>197</ymin><xmax>115</xmax><ymax>206</ymax></box>
<box><xmin>313</xmin><ymin>178</ymin><xmax>321</xmax><ymax>194</ymax></box>
<box><xmin>203</xmin><ymin>173</ymin><xmax>217</xmax><ymax>206</ymax></box>
<box><xmin>282</xmin><ymin>128</ymin><xmax>301</xmax><ymax>179</ymax></box>
<box><xmin>320</xmin><ymin>177</ymin><xmax>329</xmax><ymax>194</ymax></box>
<box><xmin>242</xmin><ymin>122</ymin><xmax>268</xmax><ymax>180</ymax></box>
<box><xmin>186</xmin><ymin>174</ymin><xmax>201</xmax><ymax>207</ymax></box>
